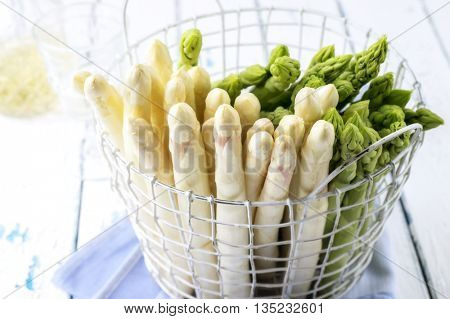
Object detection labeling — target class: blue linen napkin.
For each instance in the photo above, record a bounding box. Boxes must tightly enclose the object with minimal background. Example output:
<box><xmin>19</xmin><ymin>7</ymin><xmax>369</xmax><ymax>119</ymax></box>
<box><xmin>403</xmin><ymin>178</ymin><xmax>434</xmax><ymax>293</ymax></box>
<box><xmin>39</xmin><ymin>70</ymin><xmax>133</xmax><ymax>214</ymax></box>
<box><xmin>53</xmin><ymin>218</ymin><xmax>394</xmax><ymax>299</ymax></box>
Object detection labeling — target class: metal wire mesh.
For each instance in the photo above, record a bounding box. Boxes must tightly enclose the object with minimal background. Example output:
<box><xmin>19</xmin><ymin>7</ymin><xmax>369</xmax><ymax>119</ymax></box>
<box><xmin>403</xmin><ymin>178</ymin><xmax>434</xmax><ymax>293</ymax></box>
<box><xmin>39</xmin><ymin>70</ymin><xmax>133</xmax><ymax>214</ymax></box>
<box><xmin>96</xmin><ymin>5</ymin><xmax>426</xmax><ymax>298</ymax></box>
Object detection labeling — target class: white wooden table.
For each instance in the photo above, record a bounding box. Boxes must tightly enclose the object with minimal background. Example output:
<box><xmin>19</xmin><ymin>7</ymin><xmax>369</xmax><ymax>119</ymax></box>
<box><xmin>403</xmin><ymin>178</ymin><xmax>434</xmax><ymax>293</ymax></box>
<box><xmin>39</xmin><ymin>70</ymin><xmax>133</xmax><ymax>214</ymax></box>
<box><xmin>0</xmin><ymin>0</ymin><xmax>449</xmax><ymax>299</ymax></box>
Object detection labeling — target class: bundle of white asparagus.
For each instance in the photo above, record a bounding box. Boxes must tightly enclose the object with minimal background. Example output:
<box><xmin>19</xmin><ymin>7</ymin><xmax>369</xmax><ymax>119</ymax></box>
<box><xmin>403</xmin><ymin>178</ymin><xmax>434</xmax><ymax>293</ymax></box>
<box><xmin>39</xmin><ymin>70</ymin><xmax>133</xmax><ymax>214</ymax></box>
<box><xmin>79</xmin><ymin>29</ymin><xmax>342</xmax><ymax>298</ymax></box>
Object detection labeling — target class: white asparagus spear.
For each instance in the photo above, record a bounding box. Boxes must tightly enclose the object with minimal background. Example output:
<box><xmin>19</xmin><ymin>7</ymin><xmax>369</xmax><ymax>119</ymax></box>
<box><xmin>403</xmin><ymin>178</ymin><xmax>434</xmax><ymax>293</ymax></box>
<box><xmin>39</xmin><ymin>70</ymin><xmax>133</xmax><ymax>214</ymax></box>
<box><xmin>294</xmin><ymin>87</ymin><xmax>322</xmax><ymax>132</ymax></box>
<box><xmin>122</xmin><ymin>67</ymin><xmax>193</xmax><ymax>295</ymax></box>
<box><xmin>167</xmin><ymin>103</ymin><xmax>219</xmax><ymax>298</ymax></box>
<box><xmin>188</xmin><ymin>66</ymin><xmax>211</xmax><ymax>123</ymax></box>
<box><xmin>201</xmin><ymin>117</ymin><xmax>216</xmax><ymax>196</ymax></box>
<box><xmin>214</xmin><ymin>104</ymin><xmax>250</xmax><ymax>298</ymax></box>
<box><xmin>148</xmin><ymin>39</ymin><xmax>173</xmax><ymax>86</ymax></box>
<box><xmin>72</xmin><ymin>70</ymin><xmax>91</xmax><ymax>95</ymax></box>
<box><xmin>273</xmin><ymin>115</ymin><xmax>305</xmax><ymax>154</ymax></box>
<box><xmin>203</xmin><ymin>88</ymin><xmax>230</xmax><ymax>121</ymax></box>
<box><xmin>147</xmin><ymin>68</ymin><xmax>174</xmax><ymax>186</ymax></box>
<box><xmin>254</xmin><ymin>135</ymin><xmax>297</xmax><ymax>276</ymax></box>
<box><xmin>315</xmin><ymin>84</ymin><xmax>339</xmax><ymax>114</ymax></box>
<box><xmin>234</xmin><ymin>92</ymin><xmax>261</xmax><ymax>141</ymax></box>
<box><xmin>289</xmin><ymin>120</ymin><xmax>335</xmax><ymax>297</ymax></box>
<box><xmin>172</xmin><ymin>68</ymin><xmax>196</xmax><ymax>112</ymax></box>
<box><xmin>242</xmin><ymin>118</ymin><xmax>275</xmax><ymax>164</ymax></box>
<box><xmin>84</xmin><ymin>74</ymin><xmax>124</xmax><ymax>151</ymax></box>
<box><xmin>165</xmin><ymin>77</ymin><xmax>186</xmax><ymax>111</ymax></box>
<box><xmin>244</xmin><ymin>131</ymin><xmax>274</xmax><ymax>206</ymax></box>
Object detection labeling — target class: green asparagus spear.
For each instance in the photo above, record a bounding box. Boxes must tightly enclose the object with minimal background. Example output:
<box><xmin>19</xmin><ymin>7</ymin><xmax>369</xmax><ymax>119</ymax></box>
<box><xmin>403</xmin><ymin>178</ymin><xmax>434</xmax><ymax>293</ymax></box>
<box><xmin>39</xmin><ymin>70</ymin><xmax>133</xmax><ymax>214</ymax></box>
<box><xmin>342</xmin><ymin>100</ymin><xmax>371</xmax><ymax>125</ymax></box>
<box><xmin>318</xmin><ymin>113</ymin><xmax>382</xmax><ymax>295</ymax></box>
<box><xmin>266</xmin><ymin>44</ymin><xmax>290</xmax><ymax>70</ymax></box>
<box><xmin>335</xmin><ymin>36</ymin><xmax>388</xmax><ymax>107</ymax></box>
<box><xmin>260</xmin><ymin>106</ymin><xmax>293</xmax><ymax>126</ymax></box>
<box><xmin>253</xmin><ymin>56</ymin><xmax>301</xmax><ymax>111</ymax></box>
<box><xmin>323</xmin><ymin>108</ymin><xmax>345</xmax><ymax>165</ymax></box>
<box><xmin>333</xmin><ymin>79</ymin><xmax>354</xmax><ymax>103</ymax></box>
<box><xmin>308</xmin><ymin>45</ymin><xmax>335</xmax><ymax>68</ymax></box>
<box><xmin>369</xmin><ymin>104</ymin><xmax>405</xmax><ymax>130</ymax></box>
<box><xmin>178</xmin><ymin>28</ymin><xmax>202</xmax><ymax>69</ymax></box>
<box><xmin>361</xmin><ymin>72</ymin><xmax>394</xmax><ymax>111</ymax></box>
<box><xmin>323</xmin><ymin>122</ymin><xmax>364</xmax><ymax>247</ymax></box>
<box><xmin>383</xmin><ymin>89</ymin><xmax>412</xmax><ymax>108</ymax></box>
<box><xmin>404</xmin><ymin>107</ymin><xmax>444</xmax><ymax>130</ymax></box>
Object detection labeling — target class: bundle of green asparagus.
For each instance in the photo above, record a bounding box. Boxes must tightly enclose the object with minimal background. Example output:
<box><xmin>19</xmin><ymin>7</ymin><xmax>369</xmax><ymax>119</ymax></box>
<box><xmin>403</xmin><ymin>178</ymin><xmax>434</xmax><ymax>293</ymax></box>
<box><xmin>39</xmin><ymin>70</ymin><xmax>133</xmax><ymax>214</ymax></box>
<box><xmin>77</xmin><ymin>28</ymin><xmax>443</xmax><ymax>299</ymax></box>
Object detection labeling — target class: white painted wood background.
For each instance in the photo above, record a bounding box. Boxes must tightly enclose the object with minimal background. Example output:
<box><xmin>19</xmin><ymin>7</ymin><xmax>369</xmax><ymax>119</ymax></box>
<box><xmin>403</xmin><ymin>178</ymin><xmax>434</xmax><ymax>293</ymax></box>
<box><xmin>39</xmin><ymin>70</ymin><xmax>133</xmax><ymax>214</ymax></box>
<box><xmin>0</xmin><ymin>0</ymin><xmax>448</xmax><ymax>299</ymax></box>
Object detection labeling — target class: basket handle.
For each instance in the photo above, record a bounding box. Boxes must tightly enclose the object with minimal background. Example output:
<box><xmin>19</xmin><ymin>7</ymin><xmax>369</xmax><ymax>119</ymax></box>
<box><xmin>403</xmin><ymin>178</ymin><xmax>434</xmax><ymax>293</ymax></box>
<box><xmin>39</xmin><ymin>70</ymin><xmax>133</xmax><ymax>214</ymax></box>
<box><xmin>307</xmin><ymin>123</ymin><xmax>424</xmax><ymax>200</ymax></box>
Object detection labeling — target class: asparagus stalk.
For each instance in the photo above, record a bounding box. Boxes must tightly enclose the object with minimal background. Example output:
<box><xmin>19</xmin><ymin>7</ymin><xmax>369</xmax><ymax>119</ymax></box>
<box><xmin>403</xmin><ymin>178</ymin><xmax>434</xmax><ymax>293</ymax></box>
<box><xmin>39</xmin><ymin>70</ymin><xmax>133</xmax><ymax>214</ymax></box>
<box><xmin>84</xmin><ymin>74</ymin><xmax>124</xmax><ymax>151</ymax></box>
<box><xmin>148</xmin><ymin>39</ymin><xmax>173</xmax><ymax>86</ymax></box>
<box><xmin>201</xmin><ymin>117</ymin><xmax>216</xmax><ymax>196</ymax></box>
<box><xmin>188</xmin><ymin>66</ymin><xmax>211</xmax><ymax>122</ymax></box>
<box><xmin>165</xmin><ymin>77</ymin><xmax>186</xmax><ymax>109</ymax></box>
<box><xmin>234</xmin><ymin>92</ymin><xmax>261</xmax><ymax>141</ymax></box>
<box><xmin>293</xmin><ymin>87</ymin><xmax>322</xmax><ymax>131</ymax></box>
<box><xmin>172</xmin><ymin>69</ymin><xmax>196</xmax><ymax>112</ymax></box>
<box><xmin>334</xmin><ymin>36</ymin><xmax>388</xmax><ymax>107</ymax></box>
<box><xmin>242</xmin><ymin>118</ymin><xmax>275</xmax><ymax>164</ymax></box>
<box><xmin>318</xmin><ymin>113</ymin><xmax>382</xmax><ymax>295</ymax></box>
<box><xmin>315</xmin><ymin>84</ymin><xmax>339</xmax><ymax>114</ymax></box>
<box><xmin>322</xmin><ymin>122</ymin><xmax>364</xmax><ymax>249</ymax></box>
<box><xmin>254</xmin><ymin>135</ymin><xmax>297</xmax><ymax>277</ymax></box>
<box><xmin>214</xmin><ymin>104</ymin><xmax>250</xmax><ymax>298</ymax></box>
<box><xmin>203</xmin><ymin>88</ymin><xmax>231</xmax><ymax>121</ymax></box>
<box><xmin>274</xmin><ymin>115</ymin><xmax>305</xmax><ymax>154</ymax></box>
<box><xmin>167</xmin><ymin>103</ymin><xmax>219</xmax><ymax>298</ymax></box>
<box><xmin>404</xmin><ymin>107</ymin><xmax>444</xmax><ymax>130</ymax></box>
<box><xmin>244</xmin><ymin>131</ymin><xmax>274</xmax><ymax>212</ymax></box>
<box><xmin>289</xmin><ymin>120</ymin><xmax>335</xmax><ymax>297</ymax></box>
<box><xmin>322</xmin><ymin>108</ymin><xmax>345</xmax><ymax>167</ymax></box>
<box><xmin>361</xmin><ymin>72</ymin><xmax>393</xmax><ymax>111</ymax></box>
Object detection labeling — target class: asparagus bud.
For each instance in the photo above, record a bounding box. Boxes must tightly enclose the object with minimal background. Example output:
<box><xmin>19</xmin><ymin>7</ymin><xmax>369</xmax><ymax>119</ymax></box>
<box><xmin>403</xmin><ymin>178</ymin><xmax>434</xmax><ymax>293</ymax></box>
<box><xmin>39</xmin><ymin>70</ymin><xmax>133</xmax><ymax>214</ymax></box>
<box><xmin>274</xmin><ymin>114</ymin><xmax>305</xmax><ymax>153</ymax></box>
<box><xmin>342</xmin><ymin>100</ymin><xmax>370</xmax><ymax>124</ymax></box>
<box><xmin>323</xmin><ymin>108</ymin><xmax>345</xmax><ymax>164</ymax></box>
<box><xmin>383</xmin><ymin>89</ymin><xmax>412</xmax><ymax>108</ymax></box>
<box><xmin>84</xmin><ymin>74</ymin><xmax>124</xmax><ymax>151</ymax></box>
<box><xmin>361</xmin><ymin>72</ymin><xmax>394</xmax><ymax>110</ymax></box>
<box><xmin>234</xmin><ymin>92</ymin><xmax>261</xmax><ymax>140</ymax></box>
<box><xmin>203</xmin><ymin>88</ymin><xmax>231</xmax><ymax>121</ymax></box>
<box><xmin>267</xmin><ymin>44</ymin><xmax>290</xmax><ymax>69</ymax></box>
<box><xmin>178</xmin><ymin>28</ymin><xmax>202</xmax><ymax>69</ymax></box>
<box><xmin>369</xmin><ymin>104</ymin><xmax>405</xmax><ymax>129</ymax></box>
<box><xmin>165</xmin><ymin>77</ymin><xmax>186</xmax><ymax>111</ymax></box>
<box><xmin>294</xmin><ymin>87</ymin><xmax>322</xmax><ymax>130</ymax></box>
<box><xmin>188</xmin><ymin>65</ymin><xmax>211</xmax><ymax>122</ymax></box>
<box><xmin>315</xmin><ymin>84</ymin><xmax>339</xmax><ymax>114</ymax></box>
<box><xmin>148</xmin><ymin>39</ymin><xmax>173</xmax><ymax>85</ymax></box>
<box><xmin>308</xmin><ymin>45</ymin><xmax>335</xmax><ymax>68</ymax></box>
<box><xmin>405</xmin><ymin>107</ymin><xmax>444</xmax><ymax>130</ymax></box>
<box><xmin>243</xmin><ymin>118</ymin><xmax>275</xmax><ymax>163</ymax></box>
<box><xmin>172</xmin><ymin>68</ymin><xmax>196</xmax><ymax>112</ymax></box>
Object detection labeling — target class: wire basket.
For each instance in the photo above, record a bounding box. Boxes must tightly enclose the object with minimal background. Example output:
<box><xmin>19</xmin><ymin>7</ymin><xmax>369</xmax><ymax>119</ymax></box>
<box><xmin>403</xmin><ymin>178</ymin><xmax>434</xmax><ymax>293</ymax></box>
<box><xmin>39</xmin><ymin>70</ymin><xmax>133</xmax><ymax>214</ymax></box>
<box><xmin>97</xmin><ymin>3</ymin><xmax>426</xmax><ymax>298</ymax></box>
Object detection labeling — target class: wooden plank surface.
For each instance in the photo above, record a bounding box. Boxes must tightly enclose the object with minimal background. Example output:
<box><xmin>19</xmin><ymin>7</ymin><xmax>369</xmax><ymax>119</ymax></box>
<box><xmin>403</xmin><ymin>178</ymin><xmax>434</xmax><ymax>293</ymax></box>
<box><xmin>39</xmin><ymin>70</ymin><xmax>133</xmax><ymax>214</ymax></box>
<box><xmin>337</xmin><ymin>0</ymin><xmax>450</xmax><ymax>299</ymax></box>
